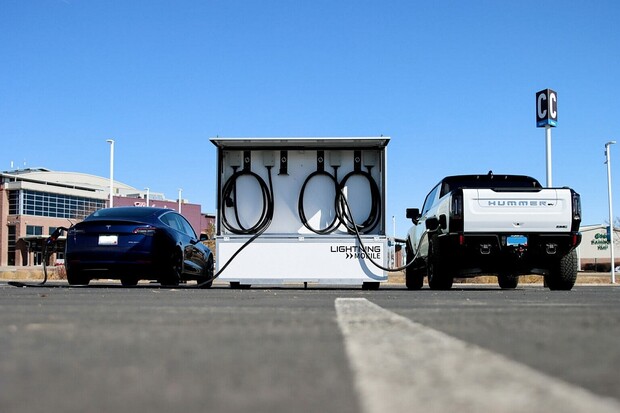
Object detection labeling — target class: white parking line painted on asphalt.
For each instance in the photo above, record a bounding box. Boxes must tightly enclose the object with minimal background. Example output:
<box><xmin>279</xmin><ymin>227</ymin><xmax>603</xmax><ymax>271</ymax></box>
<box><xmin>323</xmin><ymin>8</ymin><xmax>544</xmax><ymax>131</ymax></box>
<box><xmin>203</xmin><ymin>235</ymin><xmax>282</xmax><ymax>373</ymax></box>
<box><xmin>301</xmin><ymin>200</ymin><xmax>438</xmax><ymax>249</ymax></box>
<box><xmin>335</xmin><ymin>298</ymin><xmax>620</xmax><ymax>413</ymax></box>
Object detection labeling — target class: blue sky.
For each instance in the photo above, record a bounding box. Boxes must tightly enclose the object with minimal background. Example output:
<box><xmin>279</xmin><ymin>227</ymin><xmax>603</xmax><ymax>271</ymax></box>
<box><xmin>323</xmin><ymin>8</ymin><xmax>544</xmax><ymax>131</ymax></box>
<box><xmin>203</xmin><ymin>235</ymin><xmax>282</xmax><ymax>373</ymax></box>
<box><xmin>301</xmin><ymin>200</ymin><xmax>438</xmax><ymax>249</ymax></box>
<box><xmin>1</xmin><ymin>0</ymin><xmax>619</xmax><ymax>235</ymax></box>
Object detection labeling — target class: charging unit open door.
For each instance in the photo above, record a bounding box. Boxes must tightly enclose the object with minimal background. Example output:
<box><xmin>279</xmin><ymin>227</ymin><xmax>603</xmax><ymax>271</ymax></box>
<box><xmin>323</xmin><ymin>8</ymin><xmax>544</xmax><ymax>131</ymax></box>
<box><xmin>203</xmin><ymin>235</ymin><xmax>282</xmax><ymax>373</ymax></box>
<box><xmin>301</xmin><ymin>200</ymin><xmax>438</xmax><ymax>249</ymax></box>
<box><xmin>211</xmin><ymin>137</ymin><xmax>390</xmax><ymax>287</ymax></box>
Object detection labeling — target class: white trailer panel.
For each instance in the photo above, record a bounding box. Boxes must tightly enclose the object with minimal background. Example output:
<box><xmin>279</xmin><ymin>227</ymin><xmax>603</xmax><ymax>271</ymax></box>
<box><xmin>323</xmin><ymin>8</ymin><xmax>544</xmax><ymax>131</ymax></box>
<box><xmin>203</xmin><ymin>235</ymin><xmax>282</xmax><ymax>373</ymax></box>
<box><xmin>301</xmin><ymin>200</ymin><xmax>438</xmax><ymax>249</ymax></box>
<box><xmin>216</xmin><ymin>236</ymin><xmax>388</xmax><ymax>284</ymax></box>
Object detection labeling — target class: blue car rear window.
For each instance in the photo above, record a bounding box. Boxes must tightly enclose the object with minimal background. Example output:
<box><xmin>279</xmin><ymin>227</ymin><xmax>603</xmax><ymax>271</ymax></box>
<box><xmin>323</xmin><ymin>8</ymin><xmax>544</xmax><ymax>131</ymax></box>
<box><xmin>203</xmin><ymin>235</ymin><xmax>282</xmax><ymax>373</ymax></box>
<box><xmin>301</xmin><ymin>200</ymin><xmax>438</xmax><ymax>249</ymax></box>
<box><xmin>86</xmin><ymin>208</ymin><xmax>159</xmax><ymax>220</ymax></box>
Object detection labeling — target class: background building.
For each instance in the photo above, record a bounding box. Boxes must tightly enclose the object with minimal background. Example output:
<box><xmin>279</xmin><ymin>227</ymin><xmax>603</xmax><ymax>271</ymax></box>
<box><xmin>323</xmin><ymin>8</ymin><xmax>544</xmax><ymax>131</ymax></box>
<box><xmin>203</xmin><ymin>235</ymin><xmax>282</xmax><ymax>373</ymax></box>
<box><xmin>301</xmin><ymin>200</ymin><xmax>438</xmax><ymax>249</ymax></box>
<box><xmin>578</xmin><ymin>224</ymin><xmax>620</xmax><ymax>271</ymax></box>
<box><xmin>0</xmin><ymin>168</ymin><xmax>214</xmax><ymax>267</ymax></box>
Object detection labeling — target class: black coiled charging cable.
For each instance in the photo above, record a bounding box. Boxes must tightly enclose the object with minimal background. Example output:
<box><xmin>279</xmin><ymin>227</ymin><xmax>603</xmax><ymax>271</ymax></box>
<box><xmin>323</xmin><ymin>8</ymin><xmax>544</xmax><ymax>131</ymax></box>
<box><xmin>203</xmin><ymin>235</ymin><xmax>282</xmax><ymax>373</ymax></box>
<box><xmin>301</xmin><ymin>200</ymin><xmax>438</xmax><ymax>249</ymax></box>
<box><xmin>221</xmin><ymin>166</ymin><xmax>274</xmax><ymax>235</ymax></box>
<box><xmin>298</xmin><ymin>166</ymin><xmax>382</xmax><ymax>235</ymax></box>
<box><xmin>297</xmin><ymin>162</ymin><xmax>420</xmax><ymax>272</ymax></box>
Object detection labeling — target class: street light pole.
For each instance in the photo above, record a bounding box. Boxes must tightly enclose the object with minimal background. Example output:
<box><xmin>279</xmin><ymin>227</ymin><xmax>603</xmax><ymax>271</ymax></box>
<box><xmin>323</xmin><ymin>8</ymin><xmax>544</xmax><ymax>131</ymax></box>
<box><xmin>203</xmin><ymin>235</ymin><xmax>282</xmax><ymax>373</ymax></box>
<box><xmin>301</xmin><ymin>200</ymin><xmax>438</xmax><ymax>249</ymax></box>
<box><xmin>106</xmin><ymin>139</ymin><xmax>115</xmax><ymax>207</ymax></box>
<box><xmin>178</xmin><ymin>188</ymin><xmax>183</xmax><ymax>214</ymax></box>
<box><xmin>605</xmin><ymin>140</ymin><xmax>616</xmax><ymax>284</ymax></box>
<box><xmin>145</xmin><ymin>187</ymin><xmax>150</xmax><ymax>207</ymax></box>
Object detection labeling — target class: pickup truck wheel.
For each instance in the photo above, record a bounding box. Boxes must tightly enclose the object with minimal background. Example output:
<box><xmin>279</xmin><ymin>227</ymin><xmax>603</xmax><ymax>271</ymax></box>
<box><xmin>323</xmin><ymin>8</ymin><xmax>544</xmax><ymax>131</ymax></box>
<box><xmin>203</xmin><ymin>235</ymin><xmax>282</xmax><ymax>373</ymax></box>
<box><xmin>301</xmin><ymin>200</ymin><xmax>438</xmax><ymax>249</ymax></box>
<box><xmin>427</xmin><ymin>240</ymin><xmax>453</xmax><ymax>290</ymax></box>
<box><xmin>498</xmin><ymin>272</ymin><xmax>519</xmax><ymax>289</ymax></box>
<box><xmin>405</xmin><ymin>245</ymin><xmax>424</xmax><ymax>290</ymax></box>
<box><xmin>545</xmin><ymin>249</ymin><xmax>578</xmax><ymax>291</ymax></box>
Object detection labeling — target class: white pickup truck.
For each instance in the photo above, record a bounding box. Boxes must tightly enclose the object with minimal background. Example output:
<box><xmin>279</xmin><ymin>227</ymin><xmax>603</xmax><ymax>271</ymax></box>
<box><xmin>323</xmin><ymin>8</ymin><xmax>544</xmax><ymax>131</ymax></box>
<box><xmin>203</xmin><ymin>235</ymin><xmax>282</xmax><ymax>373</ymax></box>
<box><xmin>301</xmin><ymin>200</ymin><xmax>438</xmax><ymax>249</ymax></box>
<box><xmin>405</xmin><ymin>172</ymin><xmax>582</xmax><ymax>290</ymax></box>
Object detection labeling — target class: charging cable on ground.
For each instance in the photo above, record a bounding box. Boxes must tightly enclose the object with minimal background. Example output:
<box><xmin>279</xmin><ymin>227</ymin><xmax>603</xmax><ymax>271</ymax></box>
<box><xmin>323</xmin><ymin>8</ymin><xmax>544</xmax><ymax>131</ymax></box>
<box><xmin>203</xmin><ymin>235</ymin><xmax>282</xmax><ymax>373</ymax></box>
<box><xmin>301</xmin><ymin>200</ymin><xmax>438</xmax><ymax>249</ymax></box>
<box><xmin>8</xmin><ymin>226</ymin><xmax>68</xmax><ymax>288</ymax></box>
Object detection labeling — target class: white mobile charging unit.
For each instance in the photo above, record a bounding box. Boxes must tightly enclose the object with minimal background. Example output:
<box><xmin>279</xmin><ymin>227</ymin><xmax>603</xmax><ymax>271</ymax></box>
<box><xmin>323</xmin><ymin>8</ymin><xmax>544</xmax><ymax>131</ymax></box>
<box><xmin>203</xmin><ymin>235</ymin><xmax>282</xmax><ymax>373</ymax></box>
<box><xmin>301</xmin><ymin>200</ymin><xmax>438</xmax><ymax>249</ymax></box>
<box><xmin>211</xmin><ymin>137</ymin><xmax>390</xmax><ymax>287</ymax></box>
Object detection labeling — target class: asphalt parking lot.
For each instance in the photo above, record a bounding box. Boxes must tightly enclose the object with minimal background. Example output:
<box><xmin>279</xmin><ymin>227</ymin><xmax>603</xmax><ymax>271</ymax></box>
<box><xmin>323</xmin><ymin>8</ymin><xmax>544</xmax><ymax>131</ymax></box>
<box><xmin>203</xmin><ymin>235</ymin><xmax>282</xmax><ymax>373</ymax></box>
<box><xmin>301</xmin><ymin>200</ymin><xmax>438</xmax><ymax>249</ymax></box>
<box><xmin>1</xmin><ymin>282</ymin><xmax>619</xmax><ymax>413</ymax></box>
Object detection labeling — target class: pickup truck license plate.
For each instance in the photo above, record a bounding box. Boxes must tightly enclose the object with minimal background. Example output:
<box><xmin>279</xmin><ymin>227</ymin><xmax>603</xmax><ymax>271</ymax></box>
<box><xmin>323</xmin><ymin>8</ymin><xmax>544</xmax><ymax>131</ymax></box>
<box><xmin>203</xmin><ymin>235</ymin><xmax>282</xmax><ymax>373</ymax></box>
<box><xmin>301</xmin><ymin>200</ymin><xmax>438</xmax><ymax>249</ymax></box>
<box><xmin>507</xmin><ymin>235</ymin><xmax>527</xmax><ymax>246</ymax></box>
<box><xmin>98</xmin><ymin>235</ymin><xmax>118</xmax><ymax>246</ymax></box>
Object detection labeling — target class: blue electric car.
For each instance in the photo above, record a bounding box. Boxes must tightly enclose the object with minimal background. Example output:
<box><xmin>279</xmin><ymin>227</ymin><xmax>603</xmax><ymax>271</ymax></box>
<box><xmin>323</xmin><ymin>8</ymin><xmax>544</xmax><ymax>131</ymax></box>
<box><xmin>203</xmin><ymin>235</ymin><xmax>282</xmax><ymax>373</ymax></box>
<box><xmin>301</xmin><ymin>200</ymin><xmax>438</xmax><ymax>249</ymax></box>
<box><xmin>65</xmin><ymin>207</ymin><xmax>214</xmax><ymax>287</ymax></box>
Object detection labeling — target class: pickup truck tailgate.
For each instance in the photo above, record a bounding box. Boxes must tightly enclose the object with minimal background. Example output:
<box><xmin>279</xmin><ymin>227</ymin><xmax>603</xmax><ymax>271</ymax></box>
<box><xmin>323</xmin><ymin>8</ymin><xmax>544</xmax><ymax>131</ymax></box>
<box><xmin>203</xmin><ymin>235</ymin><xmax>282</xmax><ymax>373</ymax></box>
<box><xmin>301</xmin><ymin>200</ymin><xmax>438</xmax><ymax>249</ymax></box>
<box><xmin>463</xmin><ymin>188</ymin><xmax>572</xmax><ymax>233</ymax></box>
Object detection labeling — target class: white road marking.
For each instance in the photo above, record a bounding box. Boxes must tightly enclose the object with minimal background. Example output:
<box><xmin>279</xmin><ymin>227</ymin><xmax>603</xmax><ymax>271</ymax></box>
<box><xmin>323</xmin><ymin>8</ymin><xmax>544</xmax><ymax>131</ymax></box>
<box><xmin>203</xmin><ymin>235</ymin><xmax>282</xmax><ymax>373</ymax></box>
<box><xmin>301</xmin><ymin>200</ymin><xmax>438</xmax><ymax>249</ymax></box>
<box><xmin>335</xmin><ymin>298</ymin><xmax>620</xmax><ymax>413</ymax></box>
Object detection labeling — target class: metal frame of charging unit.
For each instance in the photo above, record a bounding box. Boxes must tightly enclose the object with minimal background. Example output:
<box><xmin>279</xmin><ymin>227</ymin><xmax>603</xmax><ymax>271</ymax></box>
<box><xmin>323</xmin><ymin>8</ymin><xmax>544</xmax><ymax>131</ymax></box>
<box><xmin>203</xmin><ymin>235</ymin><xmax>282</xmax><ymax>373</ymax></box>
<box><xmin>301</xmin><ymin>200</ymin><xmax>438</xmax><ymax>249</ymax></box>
<box><xmin>211</xmin><ymin>137</ymin><xmax>390</xmax><ymax>287</ymax></box>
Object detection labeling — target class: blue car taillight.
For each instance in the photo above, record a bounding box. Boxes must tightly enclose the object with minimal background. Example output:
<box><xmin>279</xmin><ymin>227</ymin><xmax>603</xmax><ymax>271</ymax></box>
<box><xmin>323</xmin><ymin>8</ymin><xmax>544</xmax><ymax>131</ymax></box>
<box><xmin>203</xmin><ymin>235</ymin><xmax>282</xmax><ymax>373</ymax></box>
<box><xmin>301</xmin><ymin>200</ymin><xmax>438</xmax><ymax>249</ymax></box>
<box><xmin>133</xmin><ymin>227</ymin><xmax>157</xmax><ymax>236</ymax></box>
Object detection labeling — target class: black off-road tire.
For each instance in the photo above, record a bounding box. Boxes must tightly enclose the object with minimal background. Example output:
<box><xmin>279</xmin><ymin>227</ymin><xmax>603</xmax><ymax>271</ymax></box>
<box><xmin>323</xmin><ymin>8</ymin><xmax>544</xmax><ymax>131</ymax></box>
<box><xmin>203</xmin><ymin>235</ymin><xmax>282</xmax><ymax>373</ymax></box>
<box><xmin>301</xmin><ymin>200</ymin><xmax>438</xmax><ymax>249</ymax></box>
<box><xmin>498</xmin><ymin>272</ymin><xmax>519</xmax><ymax>289</ymax></box>
<box><xmin>545</xmin><ymin>249</ymin><xmax>578</xmax><ymax>291</ymax></box>
<box><xmin>427</xmin><ymin>238</ymin><xmax>453</xmax><ymax>290</ymax></box>
<box><xmin>405</xmin><ymin>244</ymin><xmax>424</xmax><ymax>290</ymax></box>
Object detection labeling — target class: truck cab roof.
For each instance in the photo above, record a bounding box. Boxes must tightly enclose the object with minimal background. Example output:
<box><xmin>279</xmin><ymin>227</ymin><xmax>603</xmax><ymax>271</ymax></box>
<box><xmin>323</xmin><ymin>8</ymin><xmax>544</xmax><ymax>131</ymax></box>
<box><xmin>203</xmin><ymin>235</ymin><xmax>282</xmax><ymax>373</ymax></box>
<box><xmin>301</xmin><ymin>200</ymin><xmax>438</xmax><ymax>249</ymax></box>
<box><xmin>440</xmin><ymin>174</ymin><xmax>542</xmax><ymax>197</ymax></box>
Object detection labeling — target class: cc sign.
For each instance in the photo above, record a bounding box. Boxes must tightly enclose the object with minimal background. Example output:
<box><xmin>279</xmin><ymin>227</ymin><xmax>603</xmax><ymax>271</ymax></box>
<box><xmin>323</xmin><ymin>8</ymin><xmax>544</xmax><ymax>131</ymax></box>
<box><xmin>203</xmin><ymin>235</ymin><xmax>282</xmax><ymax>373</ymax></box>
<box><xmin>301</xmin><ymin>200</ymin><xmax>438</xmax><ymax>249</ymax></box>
<box><xmin>536</xmin><ymin>89</ymin><xmax>557</xmax><ymax>127</ymax></box>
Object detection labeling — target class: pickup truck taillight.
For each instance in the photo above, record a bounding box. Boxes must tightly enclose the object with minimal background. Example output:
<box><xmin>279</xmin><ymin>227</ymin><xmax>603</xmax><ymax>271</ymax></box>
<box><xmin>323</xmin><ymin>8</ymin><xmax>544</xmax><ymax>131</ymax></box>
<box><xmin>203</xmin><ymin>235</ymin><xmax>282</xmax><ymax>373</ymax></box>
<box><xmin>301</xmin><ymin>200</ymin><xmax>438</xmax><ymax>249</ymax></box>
<box><xmin>571</xmin><ymin>191</ymin><xmax>581</xmax><ymax>231</ymax></box>
<box><xmin>449</xmin><ymin>189</ymin><xmax>464</xmax><ymax>232</ymax></box>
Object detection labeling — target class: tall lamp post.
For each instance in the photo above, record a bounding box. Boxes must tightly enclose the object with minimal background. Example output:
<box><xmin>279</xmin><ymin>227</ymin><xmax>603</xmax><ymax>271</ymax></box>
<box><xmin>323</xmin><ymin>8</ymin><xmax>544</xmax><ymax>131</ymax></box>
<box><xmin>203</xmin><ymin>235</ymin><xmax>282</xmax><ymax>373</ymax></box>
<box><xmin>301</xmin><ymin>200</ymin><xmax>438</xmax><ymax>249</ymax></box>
<box><xmin>145</xmin><ymin>187</ymin><xmax>150</xmax><ymax>207</ymax></box>
<box><xmin>106</xmin><ymin>139</ymin><xmax>115</xmax><ymax>207</ymax></box>
<box><xmin>605</xmin><ymin>141</ymin><xmax>616</xmax><ymax>284</ymax></box>
<box><xmin>178</xmin><ymin>188</ymin><xmax>183</xmax><ymax>214</ymax></box>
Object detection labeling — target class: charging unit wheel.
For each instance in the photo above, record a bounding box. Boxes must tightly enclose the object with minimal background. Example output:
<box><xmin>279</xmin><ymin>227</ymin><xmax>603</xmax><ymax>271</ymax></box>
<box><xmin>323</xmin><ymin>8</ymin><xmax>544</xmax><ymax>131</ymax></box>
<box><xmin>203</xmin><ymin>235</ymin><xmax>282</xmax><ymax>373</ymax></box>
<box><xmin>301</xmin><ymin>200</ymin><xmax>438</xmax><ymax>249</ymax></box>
<box><xmin>362</xmin><ymin>282</ymin><xmax>380</xmax><ymax>290</ymax></box>
<box><xmin>229</xmin><ymin>281</ymin><xmax>251</xmax><ymax>289</ymax></box>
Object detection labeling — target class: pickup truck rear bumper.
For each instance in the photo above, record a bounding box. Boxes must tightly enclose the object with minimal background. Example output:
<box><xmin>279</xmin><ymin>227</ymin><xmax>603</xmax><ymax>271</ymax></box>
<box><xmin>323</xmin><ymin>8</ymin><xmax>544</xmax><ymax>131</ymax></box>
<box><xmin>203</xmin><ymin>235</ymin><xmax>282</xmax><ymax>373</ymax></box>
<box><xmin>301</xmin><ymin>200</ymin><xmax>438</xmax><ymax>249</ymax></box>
<box><xmin>436</xmin><ymin>232</ymin><xmax>581</xmax><ymax>276</ymax></box>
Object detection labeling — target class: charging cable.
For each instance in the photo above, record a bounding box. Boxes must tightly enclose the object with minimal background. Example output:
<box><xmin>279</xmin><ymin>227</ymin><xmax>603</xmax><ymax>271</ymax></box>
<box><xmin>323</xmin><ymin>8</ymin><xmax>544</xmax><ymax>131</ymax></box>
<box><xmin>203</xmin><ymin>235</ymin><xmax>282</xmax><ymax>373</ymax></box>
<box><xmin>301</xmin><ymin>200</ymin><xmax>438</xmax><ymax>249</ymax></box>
<box><xmin>336</xmin><ymin>167</ymin><xmax>381</xmax><ymax>235</ymax></box>
<box><xmin>338</xmin><ymin>185</ymin><xmax>423</xmax><ymax>272</ymax></box>
<box><xmin>8</xmin><ymin>226</ymin><xmax>68</xmax><ymax>288</ymax></box>
<box><xmin>298</xmin><ymin>165</ymin><xmax>382</xmax><ymax>235</ymax></box>
<box><xmin>196</xmin><ymin>166</ymin><xmax>275</xmax><ymax>287</ymax></box>
<box><xmin>221</xmin><ymin>166</ymin><xmax>274</xmax><ymax>235</ymax></box>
